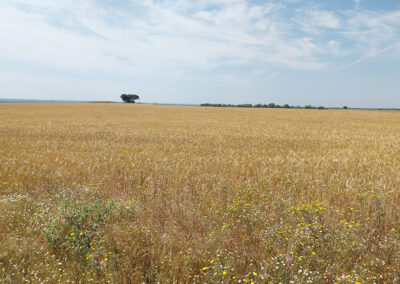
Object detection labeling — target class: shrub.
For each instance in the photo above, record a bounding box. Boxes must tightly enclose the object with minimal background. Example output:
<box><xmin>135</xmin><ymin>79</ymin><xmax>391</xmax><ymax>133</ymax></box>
<box><xmin>42</xmin><ymin>199</ymin><xmax>115</xmax><ymax>259</ymax></box>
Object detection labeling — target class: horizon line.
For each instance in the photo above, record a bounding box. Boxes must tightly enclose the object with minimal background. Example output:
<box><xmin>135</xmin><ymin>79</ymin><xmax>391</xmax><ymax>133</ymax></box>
<box><xmin>1</xmin><ymin>98</ymin><xmax>399</xmax><ymax>110</ymax></box>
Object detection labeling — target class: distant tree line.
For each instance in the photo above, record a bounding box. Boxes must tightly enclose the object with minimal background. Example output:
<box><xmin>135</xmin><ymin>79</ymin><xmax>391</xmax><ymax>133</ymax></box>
<box><xmin>200</xmin><ymin>103</ymin><xmax>328</xmax><ymax>109</ymax></box>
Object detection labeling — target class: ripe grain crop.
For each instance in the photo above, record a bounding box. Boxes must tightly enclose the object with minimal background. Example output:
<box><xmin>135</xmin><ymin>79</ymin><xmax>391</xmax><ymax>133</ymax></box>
<box><xmin>0</xmin><ymin>103</ymin><xmax>399</xmax><ymax>283</ymax></box>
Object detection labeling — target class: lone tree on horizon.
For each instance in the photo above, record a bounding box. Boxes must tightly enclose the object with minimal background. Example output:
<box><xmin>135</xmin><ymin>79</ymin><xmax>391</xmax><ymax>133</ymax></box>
<box><xmin>121</xmin><ymin>94</ymin><xmax>139</xmax><ymax>103</ymax></box>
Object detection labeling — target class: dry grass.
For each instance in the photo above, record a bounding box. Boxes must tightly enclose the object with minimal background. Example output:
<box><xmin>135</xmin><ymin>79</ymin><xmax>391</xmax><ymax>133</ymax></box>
<box><xmin>0</xmin><ymin>103</ymin><xmax>399</xmax><ymax>283</ymax></box>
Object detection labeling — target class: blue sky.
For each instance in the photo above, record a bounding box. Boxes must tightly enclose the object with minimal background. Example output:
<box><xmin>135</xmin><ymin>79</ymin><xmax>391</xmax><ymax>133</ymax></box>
<box><xmin>0</xmin><ymin>0</ymin><xmax>399</xmax><ymax>107</ymax></box>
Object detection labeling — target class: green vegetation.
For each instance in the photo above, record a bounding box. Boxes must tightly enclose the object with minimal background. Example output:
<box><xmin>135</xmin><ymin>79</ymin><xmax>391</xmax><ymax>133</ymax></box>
<box><xmin>200</xmin><ymin>103</ymin><xmax>326</xmax><ymax>109</ymax></box>
<box><xmin>120</xmin><ymin>94</ymin><xmax>139</xmax><ymax>103</ymax></box>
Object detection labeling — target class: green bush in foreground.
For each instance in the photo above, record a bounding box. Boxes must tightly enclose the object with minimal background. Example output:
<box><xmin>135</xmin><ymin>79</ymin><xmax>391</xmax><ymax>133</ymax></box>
<box><xmin>42</xmin><ymin>200</ymin><xmax>115</xmax><ymax>260</ymax></box>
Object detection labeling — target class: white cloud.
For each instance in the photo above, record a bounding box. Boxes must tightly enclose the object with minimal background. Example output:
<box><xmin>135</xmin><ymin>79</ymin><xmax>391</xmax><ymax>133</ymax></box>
<box><xmin>0</xmin><ymin>0</ymin><xmax>329</xmax><ymax>76</ymax></box>
<box><xmin>293</xmin><ymin>9</ymin><xmax>341</xmax><ymax>34</ymax></box>
<box><xmin>339</xmin><ymin>9</ymin><xmax>400</xmax><ymax>68</ymax></box>
<box><xmin>0</xmin><ymin>0</ymin><xmax>399</xmax><ymax>79</ymax></box>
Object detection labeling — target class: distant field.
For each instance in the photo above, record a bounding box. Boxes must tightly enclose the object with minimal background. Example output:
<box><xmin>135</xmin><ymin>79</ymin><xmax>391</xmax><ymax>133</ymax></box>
<box><xmin>1</xmin><ymin>103</ymin><xmax>399</xmax><ymax>283</ymax></box>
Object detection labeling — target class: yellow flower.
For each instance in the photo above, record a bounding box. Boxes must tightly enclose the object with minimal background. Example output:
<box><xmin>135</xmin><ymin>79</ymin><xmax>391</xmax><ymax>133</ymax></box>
<box><xmin>210</xmin><ymin>260</ymin><xmax>214</xmax><ymax>264</ymax></box>
<box><xmin>104</xmin><ymin>258</ymin><xmax>108</xmax><ymax>261</ymax></box>
<box><xmin>222</xmin><ymin>271</ymin><xmax>227</xmax><ymax>275</ymax></box>
<box><xmin>202</xmin><ymin>267</ymin><xmax>207</xmax><ymax>271</ymax></box>
<box><xmin>311</xmin><ymin>252</ymin><xmax>316</xmax><ymax>255</ymax></box>
<box><xmin>253</xmin><ymin>272</ymin><xmax>258</xmax><ymax>276</ymax></box>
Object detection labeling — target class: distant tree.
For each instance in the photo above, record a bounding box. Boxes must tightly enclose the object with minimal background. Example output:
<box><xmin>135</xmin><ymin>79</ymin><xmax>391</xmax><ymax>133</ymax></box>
<box><xmin>238</xmin><ymin>104</ymin><xmax>252</xmax><ymax>108</ymax></box>
<box><xmin>318</xmin><ymin>106</ymin><xmax>325</xmax><ymax>109</ymax></box>
<box><xmin>121</xmin><ymin>94</ymin><xmax>139</xmax><ymax>103</ymax></box>
<box><xmin>283</xmin><ymin>104</ymin><xmax>290</xmax><ymax>108</ymax></box>
<box><xmin>268</xmin><ymin>103</ymin><xmax>276</xmax><ymax>108</ymax></box>
<box><xmin>343</xmin><ymin>106</ymin><xmax>348</xmax><ymax>109</ymax></box>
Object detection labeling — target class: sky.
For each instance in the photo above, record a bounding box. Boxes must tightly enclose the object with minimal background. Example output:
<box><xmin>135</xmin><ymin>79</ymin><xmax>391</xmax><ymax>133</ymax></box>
<box><xmin>0</xmin><ymin>0</ymin><xmax>399</xmax><ymax>107</ymax></box>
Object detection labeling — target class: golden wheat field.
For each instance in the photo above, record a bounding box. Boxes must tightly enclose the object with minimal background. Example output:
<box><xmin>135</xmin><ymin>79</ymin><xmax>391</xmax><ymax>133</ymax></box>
<box><xmin>0</xmin><ymin>103</ymin><xmax>399</xmax><ymax>283</ymax></box>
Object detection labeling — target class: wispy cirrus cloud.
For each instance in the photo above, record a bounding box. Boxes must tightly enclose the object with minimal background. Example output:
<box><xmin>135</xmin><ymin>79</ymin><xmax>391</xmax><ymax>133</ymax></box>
<box><xmin>0</xmin><ymin>0</ymin><xmax>399</xmax><ymax>81</ymax></box>
<box><xmin>0</xmin><ymin>0</ymin><xmax>328</xmax><ymax>78</ymax></box>
<box><xmin>293</xmin><ymin>8</ymin><xmax>341</xmax><ymax>34</ymax></box>
<box><xmin>337</xmin><ymin>9</ymin><xmax>400</xmax><ymax>70</ymax></box>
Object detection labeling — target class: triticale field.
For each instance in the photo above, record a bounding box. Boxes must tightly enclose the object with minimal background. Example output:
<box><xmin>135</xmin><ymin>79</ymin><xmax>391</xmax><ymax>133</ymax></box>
<box><xmin>1</xmin><ymin>103</ymin><xmax>399</xmax><ymax>283</ymax></box>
